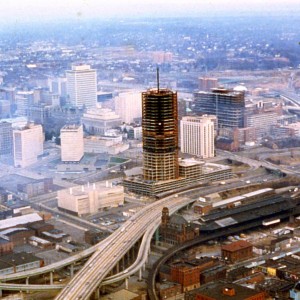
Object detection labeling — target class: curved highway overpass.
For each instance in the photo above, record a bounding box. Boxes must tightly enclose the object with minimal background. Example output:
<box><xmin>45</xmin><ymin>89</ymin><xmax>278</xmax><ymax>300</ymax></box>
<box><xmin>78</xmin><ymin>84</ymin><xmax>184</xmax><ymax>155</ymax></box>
<box><xmin>55</xmin><ymin>196</ymin><xmax>195</xmax><ymax>300</ymax></box>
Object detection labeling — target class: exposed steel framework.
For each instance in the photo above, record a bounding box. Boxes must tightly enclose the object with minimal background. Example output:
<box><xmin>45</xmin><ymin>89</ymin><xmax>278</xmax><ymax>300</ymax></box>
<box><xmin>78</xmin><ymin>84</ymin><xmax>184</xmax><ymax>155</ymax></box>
<box><xmin>142</xmin><ymin>88</ymin><xmax>179</xmax><ymax>181</ymax></box>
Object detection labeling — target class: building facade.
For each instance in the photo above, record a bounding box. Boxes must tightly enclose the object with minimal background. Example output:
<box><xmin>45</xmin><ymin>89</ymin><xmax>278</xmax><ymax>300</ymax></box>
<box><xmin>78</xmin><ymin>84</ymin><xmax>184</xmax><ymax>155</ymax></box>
<box><xmin>81</xmin><ymin>107</ymin><xmax>122</xmax><ymax>135</ymax></box>
<box><xmin>194</xmin><ymin>88</ymin><xmax>245</xmax><ymax>129</ymax></box>
<box><xmin>180</xmin><ymin>115</ymin><xmax>215</xmax><ymax>159</ymax></box>
<box><xmin>57</xmin><ymin>183</ymin><xmax>124</xmax><ymax>216</ymax></box>
<box><xmin>114</xmin><ymin>91</ymin><xmax>142</xmax><ymax>124</ymax></box>
<box><xmin>186</xmin><ymin>281</ymin><xmax>265</xmax><ymax>300</ymax></box>
<box><xmin>84</xmin><ymin>135</ymin><xmax>128</xmax><ymax>155</ymax></box>
<box><xmin>221</xmin><ymin>240</ymin><xmax>253</xmax><ymax>263</ymax></box>
<box><xmin>198</xmin><ymin>77</ymin><xmax>218</xmax><ymax>91</ymax></box>
<box><xmin>66</xmin><ymin>64</ymin><xmax>97</xmax><ymax>108</ymax></box>
<box><xmin>0</xmin><ymin>122</ymin><xmax>13</xmax><ymax>156</ymax></box>
<box><xmin>245</xmin><ymin>112</ymin><xmax>279</xmax><ymax>139</ymax></box>
<box><xmin>142</xmin><ymin>88</ymin><xmax>179</xmax><ymax>181</ymax></box>
<box><xmin>60</xmin><ymin>124</ymin><xmax>84</xmax><ymax>162</ymax></box>
<box><xmin>13</xmin><ymin>123</ymin><xmax>44</xmax><ymax>168</ymax></box>
<box><xmin>160</xmin><ymin>207</ymin><xmax>199</xmax><ymax>246</ymax></box>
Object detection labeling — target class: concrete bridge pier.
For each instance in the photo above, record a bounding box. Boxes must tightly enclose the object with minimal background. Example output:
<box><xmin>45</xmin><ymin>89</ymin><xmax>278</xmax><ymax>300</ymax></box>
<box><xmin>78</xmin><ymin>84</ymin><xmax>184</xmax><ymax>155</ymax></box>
<box><xmin>100</xmin><ymin>285</ymin><xmax>106</xmax><ymax>295</ymax></box>
<box><xmin>138</xmin><ymin>268</ymin><xmax>143</xmax><ymax>282</ymax></box>
<box><xmin>130</xmin><ymin>247</ymin><xmax>135</xmax><ymax>264</ymax></box>
<box><xmin>70</xmin><ymin>264</ymin><xmax>74</xmax><ymax>278</ymax></box>
<box><xmin>121</xmin><ymin>256</ymin><xmax>125</xmax><ymax>271</ymax></box>
<box><xmin>26</xmin><ymin>277</ymin><xmax>29</xmax><ymax>293</ymax></box>
<box><xmin>50</xmin><ymin>271</ymin><xmax>53</xmax><ymax>285</ymax></box>
<box><xmin>146</xmin><ymin>249</ymin><xmax>151</xmax><ymax>264</ymax></box>
<box><xmin>92</xmin><ymin>287</ymin><xmax>100</xmax><ymax>300</ymax></box>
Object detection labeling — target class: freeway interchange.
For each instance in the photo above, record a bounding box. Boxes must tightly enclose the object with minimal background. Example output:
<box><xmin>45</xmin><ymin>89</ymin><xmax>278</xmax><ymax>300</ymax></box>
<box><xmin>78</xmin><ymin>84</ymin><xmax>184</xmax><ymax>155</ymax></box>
<box><xmin>55</xmin><ymin>195</ymin><xmax>196</xmax><ymax>300</ymax></box>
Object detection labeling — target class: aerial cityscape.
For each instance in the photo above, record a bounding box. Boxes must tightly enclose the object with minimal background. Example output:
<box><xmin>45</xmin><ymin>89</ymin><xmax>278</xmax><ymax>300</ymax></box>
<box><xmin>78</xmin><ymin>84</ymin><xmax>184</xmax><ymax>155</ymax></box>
<box><xmin>1</xmin><ymin>1</ymin><xmax>300</xmax><ymax>299</ymax></box>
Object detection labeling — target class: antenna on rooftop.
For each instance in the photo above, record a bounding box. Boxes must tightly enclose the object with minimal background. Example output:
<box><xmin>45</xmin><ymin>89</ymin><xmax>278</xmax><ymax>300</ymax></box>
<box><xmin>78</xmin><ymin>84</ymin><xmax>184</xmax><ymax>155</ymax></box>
<box><xmin>156</xmin><ymin>66</ymin><xmax>160</xmax><ymax>93</ymax></box>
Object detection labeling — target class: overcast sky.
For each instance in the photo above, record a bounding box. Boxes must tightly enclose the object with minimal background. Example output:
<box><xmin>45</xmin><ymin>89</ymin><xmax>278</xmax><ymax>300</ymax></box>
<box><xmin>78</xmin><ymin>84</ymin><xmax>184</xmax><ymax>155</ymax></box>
<box><xmin>1</xmin><ymin>0</ymin><xmax>299</xmax><ymax>23</ymax></box>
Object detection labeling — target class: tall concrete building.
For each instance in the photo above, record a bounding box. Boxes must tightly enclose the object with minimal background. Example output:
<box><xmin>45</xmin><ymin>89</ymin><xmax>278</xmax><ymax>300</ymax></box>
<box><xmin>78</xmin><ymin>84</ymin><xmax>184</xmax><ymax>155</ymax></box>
<box><xmin>180</xmin><ymin>115</ymin><xmax>215</xmax><ymax>159</ymax></box>
<box><xmin>60</xmin><ymin>125</ymin><xmax>84</xmax><ymax>162</ymax></box>
<box><xmin>66</xmin><ymin>65</ymin><xmax>97</xmax><ymax>109</ymax></box>
<box><xmin>13</xmin><ymin>124</ymin><xmax>44</xmax><ymax>168</ymax></box>
<box><xmin>0</xmin><ymin>122</ymin><xmax>13</xmax><ymax>156</ymax></box>
<box><xmin>194</xmin><ymin>88</ymin><xmax>245</xmax><ymax>129</ymax></box>
<box><xmin>142</xmin><ymin>88</ymin><xmax>179</xmax><ymax>181</ymax></box>
<box><xmin>48</xmin><ymin>77</ymin><xmax>67</xmax><ymax>97</ymax></box>
<box><xmin>114</xmin><ymin>91</ymin><xmax>142</xmax><ymax>124</ymax></box>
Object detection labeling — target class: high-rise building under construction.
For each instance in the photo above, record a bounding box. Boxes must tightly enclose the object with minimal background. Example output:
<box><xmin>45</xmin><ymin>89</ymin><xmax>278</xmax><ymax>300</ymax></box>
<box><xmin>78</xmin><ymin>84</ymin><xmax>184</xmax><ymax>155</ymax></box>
<box><xmin>123</xmin><ymin>77</ymin><xmax>232</xmax><ymax>197</ymax></box>
<box><xmin>142</xmin><ymin>88</ymin><xmax>179</xmax><ymax>181</ymax></box>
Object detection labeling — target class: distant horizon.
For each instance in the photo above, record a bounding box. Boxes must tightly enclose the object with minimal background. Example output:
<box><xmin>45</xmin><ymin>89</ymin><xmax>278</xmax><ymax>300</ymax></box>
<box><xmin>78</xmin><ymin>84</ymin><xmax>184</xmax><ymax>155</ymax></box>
<box><xmin>0</xmin><ymin>0</ymin><xmax>299</xmax><ymax>25</ymax></box>
<box><xmin>1</xmin><ymin>12</ymin><xmax>299</xmax><ymax>28</ymax></box>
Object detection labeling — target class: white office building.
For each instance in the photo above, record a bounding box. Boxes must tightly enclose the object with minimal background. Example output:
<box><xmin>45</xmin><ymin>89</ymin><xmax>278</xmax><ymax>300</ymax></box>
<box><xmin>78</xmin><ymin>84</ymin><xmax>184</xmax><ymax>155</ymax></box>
<box><xmin>180</xmin><ymin>115</ymin><xmax>215</xmax><ymax>159</ymax></box>
<box><xmin>114</xmin><ymin>91</ymin><xmax>142</xmax><ymax>124</ymax></box>
<box><xmin>13</xmin><ymin>124</ymin><xmax>44</xmax><ymax>168</ymax></box>
<box><xmin>66</xmin><ymin>65</ymin><xmax>97</xmax><ymax>108</ymax></box>
<box><xmin>60</xmin><ymin>124</ymin><xmax>84</xmax><ymax>162</ymax></box>
<box><xmin>57</xmin><ymin>182</ymin><xmax>124</xmax><ymax>216</ymax></box>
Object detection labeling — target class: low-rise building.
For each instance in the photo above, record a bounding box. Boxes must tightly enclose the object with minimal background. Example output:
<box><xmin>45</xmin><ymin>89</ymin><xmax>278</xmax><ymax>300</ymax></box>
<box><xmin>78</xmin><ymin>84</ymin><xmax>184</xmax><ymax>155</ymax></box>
<box><xmin>257</xmin><ymin>278</ymin><xmax>293</xmax><ymax>300</ymax></box>
<box><xmin>84</xmin><ymin>135</ymin><xmax>129</xmax><ymax>155</ymax></box>
<box><xmin>17</xmin><ymin>178</ymin><xmax>53</xmax><ymax>198</ymax></box>
<box><xmin>168</xmin><ymin>257</ymin><xmax>219</xmax><ymax>293</ymax></box>
<box><xmin>160</xmin><ymin>207</ymin><xmax>199</xmax><ymax>246</ymax></box>
<box><xmin>81</xmin><ymin>107</ymin><xmax>122</xmax><ymax>135</ymax></box>
<box><xmin>0</xmin><ymin>213</ymin><xmax>43</xmax><ymax>231</ymax></box>
<box><xmin>159</xmin><ymin>281</ymin><xmax>183</xmax><ymax>300</ymax></box>
<box><xmin>221</xmin><ymin>240</ymin><xmax>253</xmax><ymax>264</ymax></box>
<box><xmin>199</xmin><ymin>264</ymin><xmax>227</xmax><ymax>285</ymax></box>
<box><xmin>186</xmin><ymin>281</ymin><xmax>265</xmax><ymax>300</ymax></box>
<box><xmin>27</xmin><ymin>222</ymin><xmax>55</xmax><ymax>237</ymax></box>
<box><xmin>0</xmin><ymin>227</ymin><xmax>35</xmax><ymax>246</ymax></box>
<box><xmin>127</xmin><ymin>126</ymin><xmax>142</xmax><ymax>140</ymax></box>
<box><xmin>28</xmin><ymin>236</ymin><xmax>55</xmax><ymax>249</ymax></box>
<box><xmin>57</xmin><ymin>182</ymin><xmax>124</xmax><ymax>216</ymax></box>
<box><xmin>84</xmin><ymin>229</ymin><xmax>109</xmax><ymax>245</ymax></box>
<box><xmin>41</xmin><ymin>229</ymin><xmax>69</xmax><ymax>243</ymax></box>
<box><xmin>123</xmin><ymin>159</ymin><xmax>232</xmax><ymax>198</ymax></box>
<box><xmin>0</xmin><ymin>252</ymin><xmax>44</xmax><ymax>276</ymax></box>
<box><xmin>0</xmin><ymin>237</ymin><xmax>13</xmax><ymax>256</ymax></box>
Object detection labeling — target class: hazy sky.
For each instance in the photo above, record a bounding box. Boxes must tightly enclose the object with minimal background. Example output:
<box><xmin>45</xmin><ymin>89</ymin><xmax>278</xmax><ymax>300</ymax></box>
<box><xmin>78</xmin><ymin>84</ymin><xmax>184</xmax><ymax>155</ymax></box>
<box><xmin>1</xmin><ymin>0</ymin><xmax>299</xmax><ymax>23</ymax></box>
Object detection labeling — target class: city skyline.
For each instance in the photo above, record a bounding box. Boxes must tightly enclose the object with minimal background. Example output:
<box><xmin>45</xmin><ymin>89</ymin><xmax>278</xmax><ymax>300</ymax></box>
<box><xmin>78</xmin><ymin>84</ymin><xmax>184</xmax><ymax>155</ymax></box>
<box><xmin>0</xmin><ymin>0</ymin><xmax>299</xmax><ymax>24</ymax></box>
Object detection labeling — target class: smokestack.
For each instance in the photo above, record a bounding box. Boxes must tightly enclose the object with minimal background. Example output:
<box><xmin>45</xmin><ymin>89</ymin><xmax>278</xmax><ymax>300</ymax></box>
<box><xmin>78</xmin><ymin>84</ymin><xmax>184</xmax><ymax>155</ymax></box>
<box><xmin>93</xmin><ymin>183</ymin><xmax>96</xmax><ymax>190</ymax></box>
<box><xmin>69</xmin><ymin>188</ymin><xmax>73</xmax><ymax>195</ymax></box>
<box><xmin>81</xmin><ymin>185</ymin><xmax>84</xmax><ymax>192</ymax></box>
<box><xmin>106</xmin><ymin>181</ymin><xmax>108</xmax><ymax>188</ymax></box>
